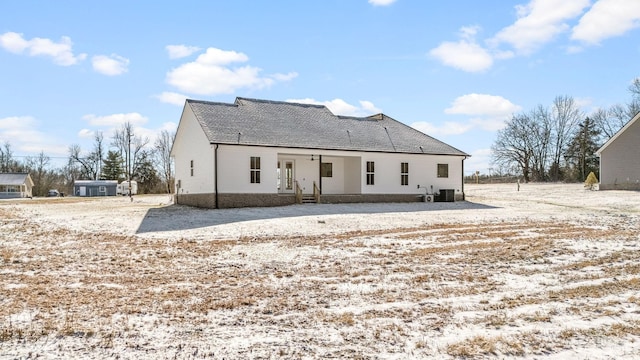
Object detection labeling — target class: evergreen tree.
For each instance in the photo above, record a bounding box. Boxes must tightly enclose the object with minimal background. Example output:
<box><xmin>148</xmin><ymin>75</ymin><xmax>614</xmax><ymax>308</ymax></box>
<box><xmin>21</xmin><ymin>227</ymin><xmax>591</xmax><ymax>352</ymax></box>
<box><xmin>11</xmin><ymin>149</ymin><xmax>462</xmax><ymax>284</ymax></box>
<box><xmin>101</xmin><ymin>150</ymin><xmax>125</xmax><ymax>181</ymax></box>
<box><xmin>565</xmin><ymin>117</ymin><xmax>601</xmax><ymax>181</ymax></box>
<box><xmin>132</xmin><ymin>150</ymin><xmax>159</xmax><ymax>193</ymax></box>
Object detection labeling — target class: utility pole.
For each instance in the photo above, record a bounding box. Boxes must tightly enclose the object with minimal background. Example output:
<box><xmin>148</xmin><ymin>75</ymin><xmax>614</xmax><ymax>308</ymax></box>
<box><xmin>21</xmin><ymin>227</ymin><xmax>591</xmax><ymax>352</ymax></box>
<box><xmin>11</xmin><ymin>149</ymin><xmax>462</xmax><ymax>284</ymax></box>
<box><xmin>128</xmin><ymin>129</ymin><xmax>132</xmax><ymax>201</ymax></box>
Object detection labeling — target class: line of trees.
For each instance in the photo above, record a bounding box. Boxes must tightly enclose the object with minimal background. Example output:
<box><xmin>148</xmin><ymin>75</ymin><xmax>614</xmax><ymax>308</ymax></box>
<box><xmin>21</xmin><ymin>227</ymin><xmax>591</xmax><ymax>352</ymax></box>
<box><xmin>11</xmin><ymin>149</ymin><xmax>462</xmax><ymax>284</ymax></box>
<box><xmin>491</xmin><ymin>79</ymin><xmax>640</xmax><ymax>183</ymax></box>
<box><xmin>0</xmin><ymin>122</ymin><xmax>175</xmax><ymax>197</ymax></box>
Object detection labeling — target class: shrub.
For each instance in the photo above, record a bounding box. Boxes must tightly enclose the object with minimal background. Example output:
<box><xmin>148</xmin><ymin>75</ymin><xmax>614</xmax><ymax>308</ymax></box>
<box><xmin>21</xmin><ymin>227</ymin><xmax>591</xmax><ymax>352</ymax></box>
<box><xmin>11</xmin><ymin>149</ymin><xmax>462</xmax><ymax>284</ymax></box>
<box><xmin>584</xmin><ymin>172</ymin><xmax>599</xmax><ymax>190</ymax></box>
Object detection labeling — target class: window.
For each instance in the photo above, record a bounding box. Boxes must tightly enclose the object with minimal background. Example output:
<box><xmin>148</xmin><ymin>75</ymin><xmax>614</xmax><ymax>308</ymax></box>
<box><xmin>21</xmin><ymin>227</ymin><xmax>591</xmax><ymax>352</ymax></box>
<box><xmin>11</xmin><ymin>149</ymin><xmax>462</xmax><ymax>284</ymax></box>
<box><xmin>99</xmin><ymin>186</ymin><xmax>106</xmax><ymax>193</ymax></box>
<box><xmin>321</xmin><ymin>162</ymin><xmax>333</xmax><ymax>177</ymax></box>
<box><xmin>190</xmin><ymin>160</ymin><xmax>194</xmax><ymax>177</ymax></box>
<box><xmin>250</xmin><ymin>156</ymin><xmax>261</xmax><ymax>183</ymax></box>
<box><xmin>366</xmin><ymin>161</ymin><xmax>375</xmax><ymax>185</ymax></box>
<box><xmin>437</xmin><ymin>163</ymin><xmax>449</xmax><ymax>178</ymax></box>
<box><xmin>401</xmin><ymin>162</ymin><xmax>409</xmax><ymax>186</ymax></box>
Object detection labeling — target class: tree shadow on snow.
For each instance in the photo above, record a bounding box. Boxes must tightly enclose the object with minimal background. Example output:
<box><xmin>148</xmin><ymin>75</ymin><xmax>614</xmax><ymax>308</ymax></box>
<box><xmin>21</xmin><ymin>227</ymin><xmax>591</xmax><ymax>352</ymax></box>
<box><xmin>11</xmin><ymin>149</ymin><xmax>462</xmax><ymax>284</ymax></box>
<box><xmin>135</xmin><ymin>200</ymin><xmax>498</xmax><ymax>234</ymax></box>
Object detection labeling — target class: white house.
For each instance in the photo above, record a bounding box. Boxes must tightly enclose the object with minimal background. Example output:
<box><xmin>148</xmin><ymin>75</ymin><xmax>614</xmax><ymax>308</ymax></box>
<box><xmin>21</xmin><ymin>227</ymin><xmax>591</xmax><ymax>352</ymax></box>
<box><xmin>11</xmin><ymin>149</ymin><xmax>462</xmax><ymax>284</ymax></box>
<box><xmin>0</xmin><ymin>173</ymin><xmax>34</xmax><ymax>199</ymax></box>
<box><xmin>596</xmin><ymin>111</ymin><xmax>640</xmax><ymax>190</ymax></box>
<box><xmin>170</xmin><ymin>97</ymin><xmax>469</xmax><ymax>208</ymax></box>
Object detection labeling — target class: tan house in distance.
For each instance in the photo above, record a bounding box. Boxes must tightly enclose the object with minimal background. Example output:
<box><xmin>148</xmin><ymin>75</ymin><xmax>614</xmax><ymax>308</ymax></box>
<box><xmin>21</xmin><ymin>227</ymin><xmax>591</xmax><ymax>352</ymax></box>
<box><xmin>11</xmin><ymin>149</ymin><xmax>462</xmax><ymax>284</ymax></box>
<box><xmin>596</xmin><ymin>111</ymin><xmax>640</xmax><ymax>190</ymax></box>
<box><xmin>0</xmin><ymin>173</ymin><xmax>34</xmax><ymax>199</ymax></box>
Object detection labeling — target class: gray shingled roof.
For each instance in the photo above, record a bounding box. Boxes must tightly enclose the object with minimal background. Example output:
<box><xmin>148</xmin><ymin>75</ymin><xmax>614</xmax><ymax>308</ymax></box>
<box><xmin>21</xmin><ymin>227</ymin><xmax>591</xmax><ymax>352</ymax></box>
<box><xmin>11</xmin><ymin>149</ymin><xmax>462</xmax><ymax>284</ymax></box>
<box><xmin>0</xmin><ymin>173</ymin><xmax>32</xmax><ymax>185</ymax></box>
<box><xmin>186</xmin><ymin>97</ymin><xmax>468</xmax><ymax>156</ymax></box>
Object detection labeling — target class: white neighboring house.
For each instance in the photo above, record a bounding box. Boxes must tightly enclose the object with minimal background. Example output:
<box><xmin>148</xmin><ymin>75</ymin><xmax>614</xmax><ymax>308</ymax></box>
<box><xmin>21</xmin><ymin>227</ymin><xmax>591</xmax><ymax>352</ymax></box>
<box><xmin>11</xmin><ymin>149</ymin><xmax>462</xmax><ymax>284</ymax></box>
<box><xmin>170</xmin><ymin>97</ymin><xmax>470</xmax><ymax>209</ymax></box>
<box><xmin>596</xmin><ymin>111</ymin><xmax>640</xmax><ymax>190</ymax></box>
<box><xmin>0</xmin><ymin>173</ymin><xmax>34</xmax><ymax>199</ymax></box>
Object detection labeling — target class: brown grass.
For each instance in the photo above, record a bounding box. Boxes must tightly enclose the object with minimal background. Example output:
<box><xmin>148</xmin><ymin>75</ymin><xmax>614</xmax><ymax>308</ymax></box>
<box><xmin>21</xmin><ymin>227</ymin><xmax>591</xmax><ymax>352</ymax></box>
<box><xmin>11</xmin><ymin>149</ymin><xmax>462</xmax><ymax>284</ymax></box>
<box><xmin>2</xmin><ymin>197</ymin><xmax>640</xmax><ymax>358</ymax></box>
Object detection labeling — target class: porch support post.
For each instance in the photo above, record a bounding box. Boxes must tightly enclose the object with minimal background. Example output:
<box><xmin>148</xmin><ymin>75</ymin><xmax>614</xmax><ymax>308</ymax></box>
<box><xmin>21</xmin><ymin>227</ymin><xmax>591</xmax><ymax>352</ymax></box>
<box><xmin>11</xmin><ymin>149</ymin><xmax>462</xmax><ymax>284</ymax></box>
<box><xmin>318</xmin><ymin>155</ymin><xmax>322</xmax><ymax>194</ymax></box>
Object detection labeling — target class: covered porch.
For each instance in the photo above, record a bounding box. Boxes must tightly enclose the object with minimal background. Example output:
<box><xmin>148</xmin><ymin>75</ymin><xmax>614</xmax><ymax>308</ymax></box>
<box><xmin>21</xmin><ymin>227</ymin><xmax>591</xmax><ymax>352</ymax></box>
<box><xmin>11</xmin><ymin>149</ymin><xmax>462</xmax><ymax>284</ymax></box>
<box><xmin>277</xmin><ymin>153</ymin><xmax>362</xmax><ymax>204</ymax></box>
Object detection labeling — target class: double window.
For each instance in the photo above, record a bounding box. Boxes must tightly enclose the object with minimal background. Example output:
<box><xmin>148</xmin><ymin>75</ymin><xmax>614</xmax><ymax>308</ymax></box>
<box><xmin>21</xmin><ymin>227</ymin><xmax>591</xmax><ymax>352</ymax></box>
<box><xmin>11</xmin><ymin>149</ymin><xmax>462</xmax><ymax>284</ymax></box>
<box><xmin>190</xmin><ymin>160</ymin><xmax>194</xmax><ymax>177</ymax></box>
<box><xmin>401</xmin><ymin>162</ymin><xmax>409</xmax><ymax>186</ymax></box>
<box><xmin>366</xmin><ymin>161</ymin><xmax>375</xmax><ymax>185</ymax></box>
<box><xmin>250</xmin><ymin>156</ymin><xmax>261</xmax><ymax>183</ymax></box>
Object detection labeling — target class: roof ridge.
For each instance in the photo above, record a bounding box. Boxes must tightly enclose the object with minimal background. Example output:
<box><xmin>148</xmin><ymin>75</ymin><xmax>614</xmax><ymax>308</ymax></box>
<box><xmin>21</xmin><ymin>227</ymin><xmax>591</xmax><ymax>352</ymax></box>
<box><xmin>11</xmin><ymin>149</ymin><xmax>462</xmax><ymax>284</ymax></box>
<box><xmin>187</xmin><ymin>99</ymin><xmax>237</xmax><ymax>107</ymax></box>
<box><xmin>236</xmin><ymin>97</ymin><xmax>329</xmax><ymax>110</ymax></box>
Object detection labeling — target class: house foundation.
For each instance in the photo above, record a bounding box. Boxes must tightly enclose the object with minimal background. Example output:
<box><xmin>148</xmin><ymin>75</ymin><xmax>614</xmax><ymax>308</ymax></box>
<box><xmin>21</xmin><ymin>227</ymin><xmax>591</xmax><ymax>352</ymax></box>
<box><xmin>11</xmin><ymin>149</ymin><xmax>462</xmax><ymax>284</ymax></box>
<box><xmin>176</xmin><ymin>192</ymin><xmax>463</xmax><ymax>209</ymax></box>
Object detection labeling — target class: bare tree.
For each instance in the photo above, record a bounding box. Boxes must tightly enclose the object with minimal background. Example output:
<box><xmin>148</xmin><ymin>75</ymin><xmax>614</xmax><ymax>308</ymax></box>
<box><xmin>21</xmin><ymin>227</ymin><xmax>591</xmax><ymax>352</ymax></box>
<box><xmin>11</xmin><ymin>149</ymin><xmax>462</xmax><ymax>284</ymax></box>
<box><xmin>629</xmin><ymin>77</ymin><xmax>640</xmax><ymax>100</ymax></box>
<box><xmin>0</xmin><ymin>141</ymin><xmax>17</xmax><ymax>172</ymax></box>
<box><xmin>92</xmin><ymin>131</ymin><xmax>105</xmax><ymax>179</ymax></box>
<box><xmin>112</xmin><ymin>122</ymin><xmax>149</xmax><ymax>196</ymax></box>
<box><xmin>24</xmin><ymin>151</ymin><xmax>51</xmax><ymax>196</ymax></box>
<box><xmin>154</xmin><ymin>129</ymin><xmax>175</xmax><ymax>193</ymax></box>
<box><xmin>68</xmin><ymin>144</ymin><xmax>96</xmax><ymax>179</ymax></box>
<box><xmin>68</xmin><ymin>132</ymin><xmax>106</xmax><ymax>180</ymax></box>
<box><xmin>491</xmin><ymin>113</ymin><xmax>536</xmax><ymax>183</ymax></box>
<box><xmin>529</xmin><ymin>105</ymin><xmax>552</xmax><ymax>181</ymax></box>
<box><xmin>549</xmin><ymin>95</ymin><xmax>582</xmax><ymax>181</ymax></box>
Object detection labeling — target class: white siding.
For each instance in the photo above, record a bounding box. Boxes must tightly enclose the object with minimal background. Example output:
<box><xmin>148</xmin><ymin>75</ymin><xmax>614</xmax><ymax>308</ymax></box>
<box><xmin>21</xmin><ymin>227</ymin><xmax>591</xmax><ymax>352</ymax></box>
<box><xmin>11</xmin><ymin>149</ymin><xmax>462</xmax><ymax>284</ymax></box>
<box><xmin>217</xmin><ymin>145</ymin><xmax>278</xmax><ymax>193</ymax></box>
<box><xmin>360</xmin><ymin>153</ymin><xmax>464</xmax><ymax>195</ymax></box>
<box><xmin>171</xmin><ymin>106</ymin><xmax>215</xmax><ymax>194</ymax></box>
<box><xmin>320</xmin><ymin>156</ymin><xmax>345</xmax><ymax>194</ymax></box>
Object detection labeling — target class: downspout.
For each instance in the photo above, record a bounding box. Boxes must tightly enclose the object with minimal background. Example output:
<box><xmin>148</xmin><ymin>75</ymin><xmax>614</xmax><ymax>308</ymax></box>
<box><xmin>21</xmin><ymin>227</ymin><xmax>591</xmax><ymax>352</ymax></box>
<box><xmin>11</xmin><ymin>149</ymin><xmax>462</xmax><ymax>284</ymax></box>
<box><xmin>214</xmin><ymin>144</ymin><xmax>219</xmax><ymax>209</ymax></box>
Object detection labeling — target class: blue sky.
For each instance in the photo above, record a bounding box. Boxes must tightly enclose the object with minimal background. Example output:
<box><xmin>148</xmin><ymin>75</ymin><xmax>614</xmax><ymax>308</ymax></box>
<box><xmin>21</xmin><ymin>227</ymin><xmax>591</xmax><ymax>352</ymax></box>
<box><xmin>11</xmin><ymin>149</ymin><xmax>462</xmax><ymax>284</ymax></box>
<box><xmin>1</xmin><ymin>0</ymin><xmax>639</xmax><ymax>175</ymax></box>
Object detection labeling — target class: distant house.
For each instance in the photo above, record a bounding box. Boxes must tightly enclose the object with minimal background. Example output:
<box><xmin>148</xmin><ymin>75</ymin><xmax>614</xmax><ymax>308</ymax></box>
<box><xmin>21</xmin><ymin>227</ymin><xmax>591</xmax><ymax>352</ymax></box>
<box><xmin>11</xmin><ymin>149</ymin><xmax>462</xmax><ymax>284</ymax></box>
<box><xmin>170</xmin><ymin>97</ymin><xmax>469</xmax><ymax>209</ymax></box>
<box><xmin>0</xmin><ymin>173</ymin><xmax>34</xmax><ymax>199</ymax></box>
<box><xmin>596</xmin><ymin>111</ymin><xmax>640</xmax><ymax>190</ymax></box>
<box><xmin>73</xmin><ymin>180</ymin><xmax>118</xmax><ymax>197</ymax></box>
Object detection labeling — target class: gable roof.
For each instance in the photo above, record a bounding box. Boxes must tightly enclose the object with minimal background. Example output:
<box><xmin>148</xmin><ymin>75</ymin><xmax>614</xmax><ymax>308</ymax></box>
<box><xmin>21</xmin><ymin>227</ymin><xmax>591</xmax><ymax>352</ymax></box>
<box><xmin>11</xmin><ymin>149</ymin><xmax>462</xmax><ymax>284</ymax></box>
<box><xmin>597</xmin><ymin>111</ymin><xmax>640</xmax><ymax>155</ymax></box>
<box><xmin>185</xmin><ymin>97</ymin><xmax>469</xmax><ymax>156</ymax></box>
<box><xmin>0</xmin><ymin>173</ymin><xmax>33</xmax><ymax>186</ymax></box>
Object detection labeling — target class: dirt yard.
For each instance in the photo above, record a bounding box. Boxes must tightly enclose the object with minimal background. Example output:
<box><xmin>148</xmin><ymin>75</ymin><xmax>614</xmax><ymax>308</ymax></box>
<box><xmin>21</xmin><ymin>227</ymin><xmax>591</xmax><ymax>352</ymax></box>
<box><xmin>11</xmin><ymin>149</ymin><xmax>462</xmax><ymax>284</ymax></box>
<box><xmin>1</xmin><ymin>183</ymin><xmax>640</xmax><ymax>359</ymax></box>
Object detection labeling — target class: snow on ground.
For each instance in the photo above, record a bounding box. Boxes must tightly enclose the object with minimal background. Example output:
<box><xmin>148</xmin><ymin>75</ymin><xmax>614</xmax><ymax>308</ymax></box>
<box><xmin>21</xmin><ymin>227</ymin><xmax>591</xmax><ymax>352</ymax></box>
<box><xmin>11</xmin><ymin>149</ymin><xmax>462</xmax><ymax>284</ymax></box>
<box><xmin>1</xmin><ymin>183</ymin><xmax>640</xmax><ymax>359</ymax></box>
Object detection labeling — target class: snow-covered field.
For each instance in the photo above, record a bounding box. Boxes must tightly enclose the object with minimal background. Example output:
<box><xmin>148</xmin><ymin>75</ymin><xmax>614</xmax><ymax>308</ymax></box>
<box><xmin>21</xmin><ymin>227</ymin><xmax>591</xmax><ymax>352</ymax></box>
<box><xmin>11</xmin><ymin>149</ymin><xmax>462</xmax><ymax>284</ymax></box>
<box><xmin>1</xmin><ymin>183</ymin><xmax>640</xmax><ymax>359</ymax></box>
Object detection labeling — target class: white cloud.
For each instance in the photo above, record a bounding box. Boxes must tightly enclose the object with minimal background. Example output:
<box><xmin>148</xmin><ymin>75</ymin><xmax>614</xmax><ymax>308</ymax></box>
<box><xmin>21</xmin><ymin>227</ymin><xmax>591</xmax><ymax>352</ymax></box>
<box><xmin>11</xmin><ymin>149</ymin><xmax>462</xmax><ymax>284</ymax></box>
<box><xmin>429</xmin><ymin>27</ymin><xmax>493</xmax><ymax>73</ymax></box>
<box><xmin>79</xmin><ymin>114</ymin><xmax>177</xmax><ymax>153</ymax></box>
<box><xmin>0</xmin><ymin>116</ymin><xmax>68</xmax><ymax>156</ymax></box>
<box><xmin>286</xmin><ymin>98</ymin><xmax>381</xmax><ymax>117</ymax></box>
<box><xmin>0</xmin><ymin>31</ymin><xmax>87</xmax><ymax>66</ymax></box>
<box><xmin>445</xmin><ymin>93</ymin><xmax>522</xmax><ymax>117</ymax></box>
<box><xmin>469</xmin><ymin>117</ymin><xmax>510</xmax><ymax>132</ymax></box>
<box><xmin>155</xmin><ymin>91</ymin><xmax>188</xmax><ymax>106</ymax></box>
<box><xmin>92</xmin><ymin>54</ymin><xmax>129</xmax><ymax>76</ymax></box>
<box><xmin>166</xmin><ymin>47</ymin><xmax>297</xmax><ymax>95</ymax></box>
<box><xmin>571</xmin><ymin>0</ymin><xmax>640</xmax><ymax>44</ymax></box>
<box><xmin>445</xmin><ymin>93</ymin><xmax>521</xmax><ymax>131</ymax></box>
<box><xmin>82</xmin><ymin>113</ymin><xmax>148</xmax><ymax>127</ymax></box>
<box><xmin>490</xmin><ymin>0</ymin><xmax>590</xmax><ymax>54</ymax></box>
<box><xmin>271</xmin><ymin>72</ymin><xmax>299</xmax><ymax>82</ymax></box>
<box><xmin>409</xmin><ymin>121</ymin><xmax>474</xmax><ymax>136</ymax></box>
<box><xmin>166</xmin><ymin>44</ymin><xmax>201</xmax><ymax>59</ymax></box>
<box><xmin>368</xmin><ymin>0</ymin><xmax>397</xmax><ymax>6</ymax></box>
<box><xmin>77</xmin><ymin>129</ymin><xmax>94</xmax><ymax>139</ymax></box>
<box><xmin>131</xmin><ymin>123</ymin><xmax>177</xmax><ymax>144</ymax></box>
